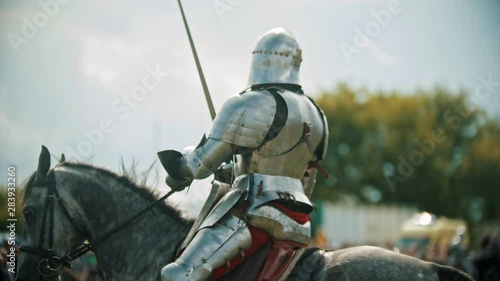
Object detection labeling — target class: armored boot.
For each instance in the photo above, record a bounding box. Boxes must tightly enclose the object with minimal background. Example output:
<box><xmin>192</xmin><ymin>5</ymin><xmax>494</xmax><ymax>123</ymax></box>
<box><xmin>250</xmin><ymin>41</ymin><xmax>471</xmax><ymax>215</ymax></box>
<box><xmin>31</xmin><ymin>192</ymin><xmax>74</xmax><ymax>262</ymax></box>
<box><xmin>161</xmin><ymin>214</ymin><xmax>251</xmax><ymax>281</ymax></box>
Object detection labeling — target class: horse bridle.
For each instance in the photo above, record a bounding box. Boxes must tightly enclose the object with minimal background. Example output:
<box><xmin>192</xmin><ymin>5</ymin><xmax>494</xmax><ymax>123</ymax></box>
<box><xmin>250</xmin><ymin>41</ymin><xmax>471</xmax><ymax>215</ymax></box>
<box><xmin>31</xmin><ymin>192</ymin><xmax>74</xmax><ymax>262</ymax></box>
<box><xmin>20</xmin><ymin>170</ymin><xmax>176</xmax><ymax>278</ymax></box>
<box><xmin>19</xmin><ymin>172</ymin><xmax>90</xmax><ymax>278</ymax></box>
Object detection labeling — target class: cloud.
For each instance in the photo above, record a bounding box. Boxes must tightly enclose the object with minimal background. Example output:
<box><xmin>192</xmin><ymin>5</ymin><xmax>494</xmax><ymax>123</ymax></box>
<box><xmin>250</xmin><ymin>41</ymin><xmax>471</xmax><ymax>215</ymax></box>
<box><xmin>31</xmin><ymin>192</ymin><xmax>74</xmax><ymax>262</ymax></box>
<box><xmin>366</xmin><ymin>41</ymin><xmax>399</xmax><ymax>66</ymax></box>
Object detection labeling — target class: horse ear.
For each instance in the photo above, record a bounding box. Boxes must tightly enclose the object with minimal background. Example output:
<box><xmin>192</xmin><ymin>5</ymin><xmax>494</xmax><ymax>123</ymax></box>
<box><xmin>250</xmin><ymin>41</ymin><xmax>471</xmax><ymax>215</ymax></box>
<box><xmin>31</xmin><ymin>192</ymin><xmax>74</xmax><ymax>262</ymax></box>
<box><xmin>37</xmin><ymin>145</ymin><xmax>51</xmax><ymax>179</ymax></box>
<box><xmin>60</xmin><ymin>153</ymin><xmax>66</xmax><ymax>163</ymax></box>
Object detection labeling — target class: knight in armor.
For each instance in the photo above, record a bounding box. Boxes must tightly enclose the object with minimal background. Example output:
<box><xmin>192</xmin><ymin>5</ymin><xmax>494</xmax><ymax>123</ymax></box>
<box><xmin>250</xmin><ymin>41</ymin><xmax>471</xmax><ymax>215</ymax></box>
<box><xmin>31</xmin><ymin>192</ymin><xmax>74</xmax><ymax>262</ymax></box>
<box><xmin>159</xmin><ymin>27</ymin><xmax>329</xmax><ymax>281</ymax></box>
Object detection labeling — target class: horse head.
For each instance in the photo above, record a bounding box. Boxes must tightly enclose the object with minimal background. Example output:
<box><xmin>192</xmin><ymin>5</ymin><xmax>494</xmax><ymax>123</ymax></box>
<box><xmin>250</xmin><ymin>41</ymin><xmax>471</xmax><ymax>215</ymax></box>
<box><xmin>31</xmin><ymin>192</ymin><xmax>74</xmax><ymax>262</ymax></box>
<box><xmin>17</xmin><ymin>146</ymin><xmax>87</xmax><ymax>281</ymax></box>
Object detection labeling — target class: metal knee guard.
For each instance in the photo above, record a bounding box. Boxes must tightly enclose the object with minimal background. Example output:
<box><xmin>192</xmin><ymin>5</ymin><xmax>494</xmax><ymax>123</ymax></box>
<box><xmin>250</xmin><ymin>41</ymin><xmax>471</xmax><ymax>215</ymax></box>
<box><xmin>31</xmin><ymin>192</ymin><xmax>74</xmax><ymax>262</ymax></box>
<box><xmin>246</xmin><ymin>205</ymin><xmax>311</xmax><ymax>245</ymax></box>
<box><xmin>161</xmin><ymin>214</ymin><xmax>251</xmax><ymax>281</ymax></box>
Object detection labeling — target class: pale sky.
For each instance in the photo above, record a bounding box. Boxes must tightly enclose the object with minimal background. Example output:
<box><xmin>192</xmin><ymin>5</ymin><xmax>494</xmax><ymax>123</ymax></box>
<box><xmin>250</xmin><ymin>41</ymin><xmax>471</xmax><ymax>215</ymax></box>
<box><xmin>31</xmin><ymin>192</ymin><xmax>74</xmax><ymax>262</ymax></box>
<box><xmin>1</xmin><ymin>0</ymin><xmax>499</xmax><ymax>214</ymax></box>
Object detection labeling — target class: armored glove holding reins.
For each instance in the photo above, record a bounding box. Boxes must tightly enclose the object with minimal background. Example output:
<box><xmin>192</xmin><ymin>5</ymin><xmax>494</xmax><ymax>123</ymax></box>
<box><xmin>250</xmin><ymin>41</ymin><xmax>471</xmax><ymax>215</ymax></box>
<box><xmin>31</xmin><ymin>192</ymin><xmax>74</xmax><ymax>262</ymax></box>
<box><xmin>157</xmin><ymin>150</ymin><xmax>193</xmax><ymax>191</ymax></box>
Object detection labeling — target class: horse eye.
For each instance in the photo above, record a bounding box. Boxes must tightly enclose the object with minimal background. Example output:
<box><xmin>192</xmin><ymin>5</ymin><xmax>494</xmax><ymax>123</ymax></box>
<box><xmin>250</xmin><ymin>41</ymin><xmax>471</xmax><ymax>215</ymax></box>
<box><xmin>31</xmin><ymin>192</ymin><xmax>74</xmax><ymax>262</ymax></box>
<box><xmin>23</xmin><ymin>209</ymin><xmax>34</xmax><ymax>217</ymax></box>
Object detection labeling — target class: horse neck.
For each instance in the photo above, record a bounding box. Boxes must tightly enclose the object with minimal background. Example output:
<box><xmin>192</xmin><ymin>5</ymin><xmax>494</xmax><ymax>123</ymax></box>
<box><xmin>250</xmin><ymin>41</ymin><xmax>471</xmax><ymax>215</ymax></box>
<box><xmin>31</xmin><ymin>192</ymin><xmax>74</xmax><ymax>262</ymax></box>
<box><xmin>57</xmin><ymin>166</ymin><xmax>191</xmax><ymax>279</ymax></box>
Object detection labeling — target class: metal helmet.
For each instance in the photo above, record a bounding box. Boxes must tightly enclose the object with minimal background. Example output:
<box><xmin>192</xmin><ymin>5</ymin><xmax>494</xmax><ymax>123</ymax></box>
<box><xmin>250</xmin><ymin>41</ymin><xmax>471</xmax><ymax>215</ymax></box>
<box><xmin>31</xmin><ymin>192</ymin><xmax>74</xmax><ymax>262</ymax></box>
<box><xmin>247</xmin><ymin>27</ymin><xmax>302</xmax><ymax>86</ymax></box>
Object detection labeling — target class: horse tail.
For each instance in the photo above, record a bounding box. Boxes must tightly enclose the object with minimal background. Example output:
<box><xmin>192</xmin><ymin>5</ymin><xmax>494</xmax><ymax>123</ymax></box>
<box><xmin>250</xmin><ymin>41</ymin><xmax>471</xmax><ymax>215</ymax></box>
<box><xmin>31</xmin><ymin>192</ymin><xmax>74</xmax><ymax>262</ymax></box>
<box><xmin>435</xmin><ymin>264</ymin><xmax>475</xmax><ymax>281</ymax></box>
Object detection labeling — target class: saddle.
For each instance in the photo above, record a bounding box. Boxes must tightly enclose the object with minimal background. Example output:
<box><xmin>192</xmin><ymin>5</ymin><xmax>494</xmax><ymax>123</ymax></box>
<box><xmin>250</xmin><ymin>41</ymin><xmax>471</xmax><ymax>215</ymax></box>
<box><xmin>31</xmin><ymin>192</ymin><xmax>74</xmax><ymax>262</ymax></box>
<box><xmin>216</xmin><ymin>239</ymin><xmax>307</xmax><ymax>281</ymax></box>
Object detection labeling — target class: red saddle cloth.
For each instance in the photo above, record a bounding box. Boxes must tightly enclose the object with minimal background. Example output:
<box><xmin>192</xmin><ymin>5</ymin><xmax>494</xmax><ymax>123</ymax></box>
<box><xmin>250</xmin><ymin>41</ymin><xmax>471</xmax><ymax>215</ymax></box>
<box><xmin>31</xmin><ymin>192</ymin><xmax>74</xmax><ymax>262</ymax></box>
<box><xmin>216</xmin><ymin>237</ymin><xmax>307</xmax><ymax>281</ymax></box>
<box><xmin>214</xmin><ymin>202</ymin><xmax>310</xmax><ymax>281</ymax></box>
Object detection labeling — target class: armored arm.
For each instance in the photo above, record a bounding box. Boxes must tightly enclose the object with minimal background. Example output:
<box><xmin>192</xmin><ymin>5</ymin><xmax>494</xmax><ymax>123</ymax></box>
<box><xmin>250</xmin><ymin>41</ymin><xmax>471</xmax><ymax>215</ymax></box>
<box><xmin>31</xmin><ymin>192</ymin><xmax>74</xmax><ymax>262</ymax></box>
<box><xmin>167</xmin><ymin>90</ymin><xmax>277</xmax><ymax>176</ymax></box>
<box><xmin>302</xmin><ymin>99</ymin><xmax>328</xmax><ymax>198</ymax></box>
<box><xmin>177</xmin><ymin>139</ymin><xmax>234</xmax><ymax>179</ymax></box>
<box><xmin>158</xmin><ymin>139</ymin><xmax>234</xmax><ymax>190</ymax></box>
<box><xmin>159</xmin><ymin>91</ymin><xmax>277</xmax><ymax>190</ymax></box>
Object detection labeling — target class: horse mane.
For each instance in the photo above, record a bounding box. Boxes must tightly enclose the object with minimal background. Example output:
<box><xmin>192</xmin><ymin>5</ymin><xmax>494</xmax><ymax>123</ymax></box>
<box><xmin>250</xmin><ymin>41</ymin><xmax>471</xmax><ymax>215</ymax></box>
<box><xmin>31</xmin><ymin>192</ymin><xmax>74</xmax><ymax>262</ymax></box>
<box><xmin>61</xmin><ymin>161</ymin><xmax>156</xmax><ymax>196</ymax></box>
<box><xmin>21</xmin><ymin>172</ymin><xmax>37</xmax><ymax>204</ymax></box>
<box><xmin>24</xmin><ymin>161</ymin><xmax>188</xmax><ymax>222</ymax></box>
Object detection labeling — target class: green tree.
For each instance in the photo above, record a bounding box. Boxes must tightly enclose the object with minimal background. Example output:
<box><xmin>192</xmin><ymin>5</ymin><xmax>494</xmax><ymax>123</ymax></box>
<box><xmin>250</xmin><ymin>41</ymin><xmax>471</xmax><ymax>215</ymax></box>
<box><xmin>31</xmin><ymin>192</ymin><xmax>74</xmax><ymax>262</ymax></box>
<box><xmin>0</xmin><ymin>187</ymin><xmax>24</xmax><ymax>235</ymax></box>
<box><xmin>313</xmin><ymin>84</ymin><xmax>500</xmax><ymax>227</ymax></box>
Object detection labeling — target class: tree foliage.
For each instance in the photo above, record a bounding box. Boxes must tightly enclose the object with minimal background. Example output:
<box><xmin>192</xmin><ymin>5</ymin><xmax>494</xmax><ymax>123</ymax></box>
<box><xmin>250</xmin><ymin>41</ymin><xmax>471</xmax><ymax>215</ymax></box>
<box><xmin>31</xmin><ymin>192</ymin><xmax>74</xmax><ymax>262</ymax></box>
<box><xmin>0</xmin><ymin>188</ymin><xmax>24</xmax><ymax>235</ymax></box>
<box><xmin>314</xmin><ymin>83</ymin><xmax>500</xmax><ymax>226</ymax></box>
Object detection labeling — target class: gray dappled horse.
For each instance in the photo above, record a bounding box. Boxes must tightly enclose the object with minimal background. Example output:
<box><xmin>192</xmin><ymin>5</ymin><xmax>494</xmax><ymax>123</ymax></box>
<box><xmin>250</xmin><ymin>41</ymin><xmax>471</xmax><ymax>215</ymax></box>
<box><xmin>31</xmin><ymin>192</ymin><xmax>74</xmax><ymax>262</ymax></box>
<box><xmin>17</xmin><ymin>147</ymin><xmax>475</xmax><ymax>281</ymax></box>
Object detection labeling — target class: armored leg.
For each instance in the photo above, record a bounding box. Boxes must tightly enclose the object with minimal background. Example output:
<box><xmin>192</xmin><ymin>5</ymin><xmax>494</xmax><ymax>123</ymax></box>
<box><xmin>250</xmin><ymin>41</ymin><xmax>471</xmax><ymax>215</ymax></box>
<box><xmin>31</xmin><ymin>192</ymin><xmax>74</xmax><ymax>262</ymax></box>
<box><xmin>161</xmin><ymin>214</ymin><xmax>251</xmax><ymax>281</ymax></box>
<box><xmin>247</xmin><ymin>204</ymin><xmax>311</xmax><ymax>245</ymax></box>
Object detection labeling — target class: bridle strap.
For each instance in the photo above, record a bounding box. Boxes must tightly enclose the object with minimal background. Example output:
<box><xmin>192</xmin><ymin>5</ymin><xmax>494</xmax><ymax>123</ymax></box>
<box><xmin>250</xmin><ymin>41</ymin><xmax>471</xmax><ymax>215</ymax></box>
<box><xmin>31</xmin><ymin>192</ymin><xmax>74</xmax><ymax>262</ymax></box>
<box><xmin>34</xmin><ymin>183</ymin><xmax>59</xmax><ymax>254</ymax></box>
<box><xmin>37</xmin><ymin>186</ymin><xmax>52</xmax><ymax>250</ymax></box>
<box><xmin>48</xmin><ymin>189</ymin><xmax>55</xmax><ymax>252</ymax></box>
<box><xmin>53</xmin><ymin>185</ymin><xmax>87</xmax><ymax>237</ymax></box>
<box><xmin>18</xmin><ymin>246</ymin><xmax>53</xmax><ymax>257</ymax></box>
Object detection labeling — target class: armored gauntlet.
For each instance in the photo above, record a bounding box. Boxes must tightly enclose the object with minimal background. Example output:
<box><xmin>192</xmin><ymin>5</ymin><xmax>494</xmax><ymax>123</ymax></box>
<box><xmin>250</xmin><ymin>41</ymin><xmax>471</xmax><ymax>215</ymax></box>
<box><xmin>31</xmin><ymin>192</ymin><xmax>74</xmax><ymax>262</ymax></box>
<box><xmin>157</xmin><ymin>150</ymin><xmax>192</xmax><ymax>191</ymax></box>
